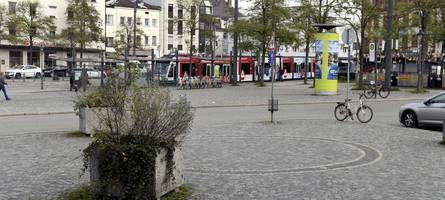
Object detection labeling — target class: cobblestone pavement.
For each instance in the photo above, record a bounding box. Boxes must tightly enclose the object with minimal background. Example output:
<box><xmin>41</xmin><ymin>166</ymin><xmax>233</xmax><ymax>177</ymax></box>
<box><xmin>0</xmin><ymin>79</ymin><xmax>438</xmax><ymax>115</ymax></box>
<box><xmin>0</xmin><ymin>79</ymin><xmax>444</xmax><ymax>199</ymax></box>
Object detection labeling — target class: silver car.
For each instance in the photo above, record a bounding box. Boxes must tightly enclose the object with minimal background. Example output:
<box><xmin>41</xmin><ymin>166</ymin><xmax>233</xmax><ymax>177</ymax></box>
<box><xmin>399</xmin><ymin>91</ymin><xmax>445</xmax><ymax>127</ymax></box>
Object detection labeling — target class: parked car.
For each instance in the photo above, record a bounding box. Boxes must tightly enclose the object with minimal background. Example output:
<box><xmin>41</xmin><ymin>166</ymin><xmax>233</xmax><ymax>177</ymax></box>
<box><xmin>43</xmin><ymin>66</ymin><xmax>69</xmax><ymax>77</ymax></box>
<box><xmin>399</xmin><ymin>91</ymin><xmax>445</xmax><ymax>127</ymax></box>
<box><xmin>73</xmin><ymin>68</ymin><xmax>104</xmax><ymax>79</ymax></box>
<box><xmin>5</xmin><ymin>65</ymin><xmax>42</xmax><ymax>79</ymax></box>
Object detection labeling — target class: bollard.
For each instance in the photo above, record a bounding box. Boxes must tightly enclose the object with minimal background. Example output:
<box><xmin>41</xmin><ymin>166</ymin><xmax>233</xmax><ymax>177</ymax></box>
<box><xmin>443</xmin><ymin>119</ymin><xmax>445</xmax><ymax>142</ymax></box>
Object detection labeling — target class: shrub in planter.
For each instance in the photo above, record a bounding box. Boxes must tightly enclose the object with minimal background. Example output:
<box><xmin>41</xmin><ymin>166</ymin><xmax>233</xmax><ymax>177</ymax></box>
<box><xmin>77</xmin><ymin>77</ymin><xmax>193</xmax><ymax>200</ymax></box>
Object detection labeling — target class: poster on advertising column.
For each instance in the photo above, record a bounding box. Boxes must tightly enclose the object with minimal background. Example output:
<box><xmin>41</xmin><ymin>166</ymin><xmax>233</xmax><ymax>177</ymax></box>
<box><xmin>314</xmin><ymin>33</ymin><xmax>339</xmax><ymax>95</ymax></box>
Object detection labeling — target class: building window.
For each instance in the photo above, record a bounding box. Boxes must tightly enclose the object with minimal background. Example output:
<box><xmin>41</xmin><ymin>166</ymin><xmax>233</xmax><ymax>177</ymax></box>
<box><xmin>152</xmin><ymin>36</ymin><xmax>156</xmax><ymax>46</ymax></box>
<box><xmin>49</xmin><ymin>30</ymin><xmax>56</xmax><ymax>38</ymax></box>
<box><xmin>8</xmin><ymin>24</ymin><xmax>16</xmax><ymax>36</ymax></box>
<box><xmin>9</xmin><ymin>51</ymin><xmax>22</xmax><ymax>67</ymax></box>
<box><xmin>106</xmin><ymin>14</ymin><xmax>113</xmax><ymax>25</ymax></box>
<box><xmin>178</xmin><ymin>45</ymin><xmax>183</xmax><ymax>51</ymax></box>
<box><xmin>91</xmin><ymin>0</ymin><xmax>96</xmax><ymax>2</ymax></box>
<box><xmin>127</xmin><ymin>17</ymin><xmax>132</xmax><ymax>25</ymax></box>
<box><xmin>145</xmin><ymin>18</ymin><xmax>150</xmax><ymax>27</ymax></box>
<box><xmin>168</xmin><ymin>44</ymin><xmax>173</xmax><ymax>50</ymax></box>
<box><xmin>106</xmin><ymin>37</ymin><xmax>113</xmax><ymax>47</ymax></box>
<box><xmin>168</xmin><ymin>20</ymin><xmax>173</xmax><ymax>34</ymax></box>
<box><xmin>8</xmin><ymin>2</ymin><xmax>16</xmax><ymax>14</ymax></box>
<box><xmin>136</xmin><ymin>17</ymin><xmax>141</xmax><ymax>25</ymax></box>
<box><xmin>178</xmin><ymin>9</ymin><xmax>183</xmax><ymax>19</ymax></box>
<box><xmin>49</xmin><ymin>5</ymin><xmax>57</xmax><ymax>9</ymax></box>
<box><xmin>50</xmin><ymin>16</ymin><xmax>56</xmax><ymax>20</ymax></box>
<box><xmin>136</xmin><ymin>35</ymin><xmax>141</xmax><ymax>46</ymax></box>
<box><xmin>152</xmin><ymin>19</ymin><xmax>157</xmax><ymax>27</ymax></box>
<box><xmin>168</xmin><ymin>4</ymin><xmax>174</xmax><ymax>18</ymax></box>
<box><xmin>223</xmin><ymin>33</ymin><xmax>227</xmax><ymax>39</ymax></box>
<box><xmin>145</xmin><ymin>36</ymin><xmax>149</xmax><ymax>45</ymax></box>
<box><xmin>177</xmin><ymin>21</ymin><xmax>183</xmax><ymax>35</ymax></box>
<box><xmin>120</xmin><ymin>17</ymin><xmax>125</xmax><ymax>25</ymax></box>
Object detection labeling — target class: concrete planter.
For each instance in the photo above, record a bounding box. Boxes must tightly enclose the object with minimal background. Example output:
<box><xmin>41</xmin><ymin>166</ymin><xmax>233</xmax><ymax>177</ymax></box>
<box><xmin>89</xmin><ymin>146</ymin><xmax>184</xmax><ymax>200</ymax></box>
<box><xmin>78</xmin><ymin>107</ymin><xmax>103</xmax><ymax>136</ymax></box>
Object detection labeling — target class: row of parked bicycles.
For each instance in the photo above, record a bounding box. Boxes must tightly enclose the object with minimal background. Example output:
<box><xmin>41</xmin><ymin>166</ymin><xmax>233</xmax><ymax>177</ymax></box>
<box><xmin>177</xmin><ymin>77</ymin><xmax>222</xmax><ymax>90</ymax></box>
<box><xmin>334</xmin><ymin>81</ymin><xmax>391</xmax><ymax>123</ymax></box>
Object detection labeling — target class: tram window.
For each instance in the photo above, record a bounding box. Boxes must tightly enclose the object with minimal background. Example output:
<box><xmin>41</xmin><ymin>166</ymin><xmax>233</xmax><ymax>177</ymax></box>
<box><xmin>168</xmin><ymin>65</ymin><xmax>173</xmax><ymax>77</ymax></box>
<box><xmin>241</xmin><ymin>63</ymin><xmax>251</xmax><ymax>74</ymax></box>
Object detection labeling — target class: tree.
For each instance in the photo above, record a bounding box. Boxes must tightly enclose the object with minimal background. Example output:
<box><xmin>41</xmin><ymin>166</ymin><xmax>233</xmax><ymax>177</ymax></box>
<box><xmin>0</xmin><ymin>4</ymin><xmax>8</xmax><ymax>43</ymax></box>
<box><xmin>240</xmin><ymin>0</ymin><xmax>295</xmax><ymax>85</ymax></box>
<box><xmin>63</xmin><ymin>0</ymin><xmax>102</xmax><ymax>68</ymax></box>
<box><xmin>334</xmin><ymin>0</ymin><xmax>381</xmax><ymax>89</ymax></box>
<box><xmin>9</xmin><ymin>0</ymin><xmax>54</xmax><ymax>65</ymax></box>
<box><xmin>290</xmin><ymin>0</ymin><xmax>319</xmax><ymax>85</ymax></box>
<box><xmin>177</xmin><ymin>0</ymin><xmax>200</xmax><ymax>82</ymax></box>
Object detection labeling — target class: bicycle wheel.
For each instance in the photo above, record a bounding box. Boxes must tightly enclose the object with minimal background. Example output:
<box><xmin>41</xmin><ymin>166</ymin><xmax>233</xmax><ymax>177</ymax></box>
<box><xmin>363</xmin><ymin>89</ymin><xmax>375</xmax><ymax>99</ymax></box>
<box><xmin>357</xmin><ymin>105</ymin><xmax>373</xmax><ymax>123</ymax></box>
<box><xmin>334</xmin><ymin>104</ymin><xmax>349</xmax><ymax>121</ymax></box>
<box><xmin>378</xmin><ymin>87</ymin><xmax>390</xmax><ymax>98</ymax></box>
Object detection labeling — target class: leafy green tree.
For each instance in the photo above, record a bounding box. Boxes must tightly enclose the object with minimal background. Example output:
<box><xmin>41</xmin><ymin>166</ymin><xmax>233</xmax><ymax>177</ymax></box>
<box><xmin>236</xmin><ymin>0</ymin><xmax>295</xmax><ymax>85</ymax></box>
<box><xmin>63</xmin><ymin>0</ymin><xmax>102</xmax><ymax>68</ymax></box>
<box><xmin>0</xmin><ymin>4</ymin><xmax>8</xmax><ymax>43</ymax></box>
<box><xmin>9</xmin><ymin>0</ymin><xmax>54</xmax><ymax>65</ymax></box>
<box><xmin>334</xmin><ymin>0</ymin><xmax>382</xmax><ymax>89</ymax></box>
<box><xmin>290</xmin><ymin>0</ymin><xmax>318</xmax><ymax>85</ymax></box>
<box><xmin>177</xmin><ymin>0</ymin><xmax>200</xmax><ymax>81</ymax></box>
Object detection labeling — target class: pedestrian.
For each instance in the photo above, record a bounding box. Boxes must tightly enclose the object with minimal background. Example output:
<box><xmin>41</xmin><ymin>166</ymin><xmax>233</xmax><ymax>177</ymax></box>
<box><xmin>0</xmin><ymin>72</ymin><xmax>11</xmax><ymax>101</ymax></box>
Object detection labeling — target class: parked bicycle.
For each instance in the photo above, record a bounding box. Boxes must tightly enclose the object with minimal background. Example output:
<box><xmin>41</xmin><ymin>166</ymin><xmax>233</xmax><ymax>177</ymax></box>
<box><xmin>363</xmin><ymin>81</ymin><xmax>390</xmax><ymax>99</ymax></box>
<box><xmin>334</xmin><ymin>93</ymin><xmax>373</xmax><ymax>123</ymax></box>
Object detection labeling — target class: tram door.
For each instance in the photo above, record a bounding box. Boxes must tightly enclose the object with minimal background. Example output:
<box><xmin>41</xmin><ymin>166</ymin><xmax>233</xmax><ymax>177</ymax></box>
<box><xmin>222</xmin><ymin>64</ymin><xmax>231</xmax><ymax>83</ymax></box>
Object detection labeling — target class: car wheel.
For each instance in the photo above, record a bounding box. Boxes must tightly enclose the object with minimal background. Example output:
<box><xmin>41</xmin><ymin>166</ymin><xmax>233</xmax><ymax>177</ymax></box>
<box><xmin>35</xmin><ymin>73</ymin><xmax>41</xmax><ymax>78</ymax></box>
<box><xmin>403</xmin><ymin>111</ymin><xmax>418</xmax><ymax>128</ymax></box>
<box><xmin>15</xmin><ymin>73</ymin><xmax>21</xmax><ymax>79</ymax></box>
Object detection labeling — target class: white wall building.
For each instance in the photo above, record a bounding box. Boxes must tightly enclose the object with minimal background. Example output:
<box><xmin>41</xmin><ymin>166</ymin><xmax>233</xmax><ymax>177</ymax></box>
<box><xmin>105</xmin><ymin>0</ymin><xmax>161</xmax><ymax>57</ymax></box>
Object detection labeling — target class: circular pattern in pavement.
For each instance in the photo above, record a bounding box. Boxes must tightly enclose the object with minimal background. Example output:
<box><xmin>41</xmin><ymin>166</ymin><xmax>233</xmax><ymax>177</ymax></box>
<box><xmin>184</xmin><ymin>136</ymin><xmax>381</xmax><ymax>175</ymax></box>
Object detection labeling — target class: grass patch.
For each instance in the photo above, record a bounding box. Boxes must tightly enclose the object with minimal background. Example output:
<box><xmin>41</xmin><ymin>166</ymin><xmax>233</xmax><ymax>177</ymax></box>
<box><xmin>255</xmin><ymin>82</ymin><xmax>267</xmax><ymax>87</ymax></box>
<box><xmin>408</xmin><ymin>88</ymin><xmax>429</xmax><ymax>93</ymax></box>
<box><xmin>162</xmin><ymin>185</ymin><xmax>192</xmax><ymax>200</ymax></box>
<box><xmin>60</xmin><ymin>185</ymin><xmax>192</xmax><ymax>200</ymax></box>
<box><xmin>65</xmin><ymin>131</ymin><xmax>88</xmax><ymax>138</ymax></box>
<box><xmin>60</xmin><ymin>185</ymin><xmax>94</xmax><ymax>200</ymax></box>
<box><xmin>389</xmin><ymin>87</ymin><xmax>401</xmax><ymax>91</ymax></box>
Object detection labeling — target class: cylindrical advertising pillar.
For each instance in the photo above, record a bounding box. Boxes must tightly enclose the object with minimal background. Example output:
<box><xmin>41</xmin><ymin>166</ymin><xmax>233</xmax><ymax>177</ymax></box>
<box><xmin>314</xmin><ymin>33</ymin><xmax>339</xmax><ymax>95</ymax></box>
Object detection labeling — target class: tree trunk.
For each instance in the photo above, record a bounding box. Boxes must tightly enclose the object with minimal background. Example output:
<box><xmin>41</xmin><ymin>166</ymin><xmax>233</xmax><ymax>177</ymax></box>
<box><xmin>29</xmin><ymin>35</ymin><xmax>33</xmax><ymax>65</ymax></box>
<box><xmin>259</xmin><ymin>42</ymin><xmax>265</xmax><ymax>85</ymax></box>
<box><xmin>358</xmin><ymin>26</ymin><xmax>365</xmax><ymax>89</ymax></box>
<box><xmin>189</xmin><ymin>26</ymin><xmax>193</xmax><ymax>84</ymax></box>
<box><xmin>304</xmin><ymin>39</ymin><xmax>309</xmax><ymax>84</ymax></box>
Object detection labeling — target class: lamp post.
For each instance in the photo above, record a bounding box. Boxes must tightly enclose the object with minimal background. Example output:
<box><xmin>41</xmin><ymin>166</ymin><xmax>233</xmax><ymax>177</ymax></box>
<box><xmin>40</xmin><ymin>45</ymin><xmax>44</xmax><ymax>90</ymax></box>
<box><xmin>417</xmin><ymin>29</ymin><xmax>424</xmax><ymax>92</ymax></box>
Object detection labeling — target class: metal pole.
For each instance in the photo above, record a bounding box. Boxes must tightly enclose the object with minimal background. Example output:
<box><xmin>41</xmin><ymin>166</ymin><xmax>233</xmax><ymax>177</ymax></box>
<box><xmin>375</xmin><ymin>41</ymin><xmax>378</xmax><ymax>99</ymax></box>
<box><xmin>175</xmin><ymin>49</ymin><xmax>179</xmax><ymax>85</ymax></box>
<box><xmin>40</xmin><ymin>47</ymin><xmax>43</xmax><ymax>90</ymax></box>
<box><xmin>232</xmin><ymin>0</ymin><xmax>239</xmax><ymax>86</ymax></box>
<box><xmin>384</xmin><ymin>0</ymin><xmax>393</xmax><ymax>89</ymax></box>
<box><xmin>133</xmin><ymin>0</ymin><xmax>137</xmax><ymax>58</ymax></box>
<box><xmin>346</xmin><ymin>30</ymin><xmax>351</xmax><ymax>101</ymax></box>
<box><xmin>100</xmin><ymin>50</ymin><xmax>104</xmax><ymax>87</ymax></box>
<box><xmin>83</xmin><ymin>64</ymin><xmax>86</xmax><ymax>92</ymax></box>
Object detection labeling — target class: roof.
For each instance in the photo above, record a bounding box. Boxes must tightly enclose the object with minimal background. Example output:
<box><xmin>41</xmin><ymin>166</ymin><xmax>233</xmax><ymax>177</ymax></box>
<box><xmin>106</xmin><ymin>0</ymin><xmax>161</xmax><ymax>10</ymax></box>
<box><xmin>210</xmin><ymin>0</ymin><xmax>237</xmax><ymax>20</ymax></box>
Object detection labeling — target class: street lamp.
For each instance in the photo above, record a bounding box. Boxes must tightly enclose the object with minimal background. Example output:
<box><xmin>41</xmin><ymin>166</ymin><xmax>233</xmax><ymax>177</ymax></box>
<box><xmin>417</xmin><ymin>29</ymin><xmax>424</xmax><ymax>92</ymax></box>
<box><xmin>40</xmin><ymin>45</ymin><xmax>44</xmax><ymax>90</ymax></box>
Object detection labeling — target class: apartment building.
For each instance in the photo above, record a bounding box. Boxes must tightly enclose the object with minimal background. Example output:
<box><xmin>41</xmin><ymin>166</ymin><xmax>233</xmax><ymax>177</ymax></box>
<box><xmin>105</xmin><ymin>0</ymin><xmax>161</xmax><ymax>57</ymax></box>
<box><xmin>0</xmin><ymin>0</ymin><xmax>106</xmax><ymax>71</ymax></box>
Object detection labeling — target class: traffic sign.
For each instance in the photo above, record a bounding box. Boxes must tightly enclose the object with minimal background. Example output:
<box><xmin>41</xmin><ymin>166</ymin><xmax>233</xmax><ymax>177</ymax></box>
<box><xmin>341</xmin><ymin>29</ymin><xmax>356</xmax><ymax>44</ymax></box>
<box><xmin>369</xmin><ymin>43</ymin><xmax>376</xmax><ymax>62</ymax></box>
<box><xmin>268</xmin><ymin>49</ymin><xmax>275</xmax><ymax>65</ymax></box>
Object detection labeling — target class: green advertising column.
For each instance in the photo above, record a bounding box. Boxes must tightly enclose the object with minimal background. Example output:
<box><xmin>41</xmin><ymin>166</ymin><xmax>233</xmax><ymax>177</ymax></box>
<box><xmin>314</xmin><ymin>33</ymin><xmax>339</xmax><ymax>95</ymax></box>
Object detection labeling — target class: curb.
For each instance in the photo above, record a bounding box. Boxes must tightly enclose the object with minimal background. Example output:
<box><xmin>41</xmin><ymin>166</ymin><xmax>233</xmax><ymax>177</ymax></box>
<box><xmin>0</xmin><ymin>97</ymin><xmax>424</xmax><ymax>117</ymax></box>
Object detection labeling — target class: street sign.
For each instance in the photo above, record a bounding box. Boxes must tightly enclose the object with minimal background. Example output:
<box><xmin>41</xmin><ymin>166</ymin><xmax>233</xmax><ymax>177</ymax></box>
<box><xmin>341</xmin><ymin>29</ymin><xmax>356</xmax><ymax>44</ymax></box>
<box><xmin>369</xmin><ymin>43</ymin><xmax>376</xmax><ymax>62</ymax></box>
<box><xmin>268</xmin><ymin>49</ymin><xmax>275</xmax><ymax>66</ymax></box>
<box><xmin>48</xmin><ymin>54</ymin><xmax>57</xmax><ymax>59</ymax></box>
